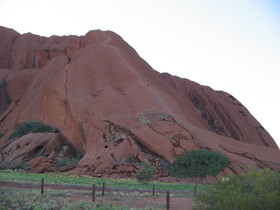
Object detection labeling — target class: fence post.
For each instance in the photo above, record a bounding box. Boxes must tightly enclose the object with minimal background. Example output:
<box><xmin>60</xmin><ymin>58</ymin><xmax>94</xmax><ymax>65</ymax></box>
<box><xmin>152</xmin><ymin>184</ymin><xmax>155</xmax><ymax>197</ymax></box>
<box><xmin>41</xmin><ymin>178</ymin><xmax>44</xmax><ymax>195</ymax></box>
<box><xmin>92</xmin><ymin>184</ymin><xmax>96</xmax><ymax>202</ymax></box>
<box><xmin>102</xmin><ymin>182</ymin><xmax>105</xmax><ymax>196</ymax></box>
<box><xmin>166</xmin><ymin>191</ymin><xmax>170</xmax><ymax>210</ymax></box>
<box><xmin>194</xmin><ymin>184</ymin><xmax>197</xmax><ymax>196</ymax></box>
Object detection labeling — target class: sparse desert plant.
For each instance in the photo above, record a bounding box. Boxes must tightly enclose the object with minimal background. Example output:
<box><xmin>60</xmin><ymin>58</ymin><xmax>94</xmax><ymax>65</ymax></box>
<box><xmin>139</xmin><ymin>114</ymin><xmax>151</xmax><ymax>126</ymax></box>
<box><xmin>194</xmin><ymin>168</ymin><xmax>280</xmax><ymax>210</ymax></box>
<box><xmin>0</xmin><ymin>160</ymin><xmax>28</xmax><ymax>171</ymax></box>
<box><xmin>0</xmin><ymin>187</ymin><xmax>130</xmax><ymax>210</ymax></box>
<box><xmin>171</xmin><ymin>149</ymin><xmax>229</xmax><ymax>178</ymax></box>
<box><xmin>0</xmin><ymin>161</ymin><xmax>11</xmax><ymax>169</ymax></box>
<box><xmin>59</xmin><ymin>157</ymin><xmax>81</xmax><ymax>167</ymax></box>
<box><xmin>63</xmin><ymin>140</ymin><xmax>83</xmax><ymax>160</ymax></box>
<box><xmin>0</xmin><ymin>129</ymin><xmax>7</xmax><ymax>139</ymax></box>
<box><xmin>6</xmin><ymin>120</ymin><xmax>54</xmax><ymax>142</ymax></box>
<box><xmin>135</xmin><ymin>162</ymin><xmax>155</xmax><ymax>184</ymax></box>
<box><xmin>13</xmin><ymin>161</ymin><xmax>29</xmax><ymax>170</ymax></box>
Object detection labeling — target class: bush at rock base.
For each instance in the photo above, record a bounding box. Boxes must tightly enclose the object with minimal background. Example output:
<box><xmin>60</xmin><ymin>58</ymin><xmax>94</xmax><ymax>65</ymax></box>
<box><xmin>194</xmin><ymin>168</ymin><xmax>280</xmax><ymax>210</ymax></box>
<box><xmin>6</xmin><ymin>120</ymin><xmax>54</xmax><ymax>142</ymax></box>
<box><xmin>170</xmin><ymin>149</ymin><xmax>229</xmax><ymax>178</ymax></box>
<box><xmin>0</xmin><ymin>160</ymin><xmax>29</xmax><ymax>171</ymax></box>
<box><xmin>135</xmin><ymin>162</ymin><xmax>155</xmax><ymax>184</ymax></box>
<box><xmin>59</xmin><ymin>156</ymin><xmax>82</xmax><ymax>167</ymax></box>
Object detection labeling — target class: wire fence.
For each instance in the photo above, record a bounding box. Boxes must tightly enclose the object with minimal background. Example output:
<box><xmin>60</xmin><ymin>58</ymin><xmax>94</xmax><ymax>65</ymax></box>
<box><xmin>1</xmin><ymin>179</ymin><xmax>198</xmax><ymax>209</ymax></box>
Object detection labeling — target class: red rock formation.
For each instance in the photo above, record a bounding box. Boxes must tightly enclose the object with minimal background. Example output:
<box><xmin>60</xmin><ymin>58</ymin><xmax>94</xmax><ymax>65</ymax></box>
<box><xmin>0</xmin><ymin>26</ymin><xmax>279</xmax><ymax>181</ymax></box>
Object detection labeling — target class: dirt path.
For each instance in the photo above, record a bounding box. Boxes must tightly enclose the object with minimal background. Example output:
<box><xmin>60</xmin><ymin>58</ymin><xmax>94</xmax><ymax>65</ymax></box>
<box><xmin>0</xmin><ymin>181</ymin><xmax>196</xmax><ymax>209</ymax></box>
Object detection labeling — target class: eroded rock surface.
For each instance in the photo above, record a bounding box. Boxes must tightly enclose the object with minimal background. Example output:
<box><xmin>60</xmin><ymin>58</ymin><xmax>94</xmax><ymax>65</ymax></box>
<box><xmin>0</xmin><ymin>132</ymin><xmax>80</xmax><ymax>173</ymax></box>
<box><xmin>0</xmin><ymin>26</ymin><xmax>279</xmax><ymax>181</ymax></box>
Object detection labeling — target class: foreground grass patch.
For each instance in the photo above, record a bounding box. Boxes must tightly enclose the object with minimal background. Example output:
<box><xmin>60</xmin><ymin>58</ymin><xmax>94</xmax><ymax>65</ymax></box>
<box><xmin>0</xmin><ymin>170</ymin><xmax>207</xmax><ymax>192</ymax></box>
<box><xmin>0</xmin><ymin>171</ymin><xmax>204</xmax><ymax>209</ymax></box>
<box><xmin>0</xmin><ymin>187</ymin><xmax>149</xmax><ymax>210</ymax></box>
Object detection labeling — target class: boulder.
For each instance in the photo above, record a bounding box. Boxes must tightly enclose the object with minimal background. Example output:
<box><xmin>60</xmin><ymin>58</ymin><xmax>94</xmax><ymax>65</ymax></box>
<box><xmin>1</xmin><ymin>133</ymin><xmax>58</xmax><ymax>161</ymax></box>
<box><xmin>28</xmin><ymin>156</ymin><xmax>57</xmax><ymax>173</ymax></box>
<box><xmin>116</xmin><ymin>163</ymin><xmax>136</xmax><ymax>173</ymax></box>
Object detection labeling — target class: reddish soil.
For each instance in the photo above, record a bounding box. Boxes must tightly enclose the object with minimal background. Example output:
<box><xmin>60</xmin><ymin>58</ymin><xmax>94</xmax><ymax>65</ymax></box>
<box><xmin>0</xmin><ymin>181</ymin><xmax>196</xmax><ymax>209</ymax></box>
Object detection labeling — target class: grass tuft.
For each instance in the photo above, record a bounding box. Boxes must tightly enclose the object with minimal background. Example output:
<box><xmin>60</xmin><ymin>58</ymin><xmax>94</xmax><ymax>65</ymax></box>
<box><xmin>139</xmin><ymin>114</ymin><xmax>151</xmax><ymax>126</ymax></box>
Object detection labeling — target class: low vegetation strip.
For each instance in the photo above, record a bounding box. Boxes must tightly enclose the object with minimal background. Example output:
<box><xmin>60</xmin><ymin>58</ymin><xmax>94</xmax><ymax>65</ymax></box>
<box><xmin>0</xmin><ymin>171</ymin><xmax>207</xmax><ymax>192</ymax></box>
<box><xmin>0</xmin><ymin>183</ymin><xmax>196</xmax><ymax>209</ymax></box>
<box><xmin>0</xmin><ymin>174</ymin><xmax>198</xmax><ymax>209</ymax></box>
<box><xmin>0</xmin><ymin>187</ymin><xmax>146</xmax><ymax>210</ymax></box>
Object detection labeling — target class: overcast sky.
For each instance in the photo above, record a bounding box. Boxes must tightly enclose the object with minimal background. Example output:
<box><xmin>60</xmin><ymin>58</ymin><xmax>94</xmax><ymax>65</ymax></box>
<box><xmin>1</xmin><ymin>0</ymin><xmax>280</xmax><ymax>147</ymax></box>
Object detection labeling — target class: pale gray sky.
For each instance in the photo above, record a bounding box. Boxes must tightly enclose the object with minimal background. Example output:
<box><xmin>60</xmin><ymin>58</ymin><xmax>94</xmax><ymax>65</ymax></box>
<box><xmin>1</xmin><ymin>0</ymin><xmax>280</xmax><ymax>147</ymax></box>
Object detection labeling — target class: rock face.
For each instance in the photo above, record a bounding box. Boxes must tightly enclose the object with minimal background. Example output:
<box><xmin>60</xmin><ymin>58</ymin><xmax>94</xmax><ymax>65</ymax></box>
<box><xmin>0</xmin><ymin>26</ymin><xmax>279</xmax><ymax>181</ymax></box>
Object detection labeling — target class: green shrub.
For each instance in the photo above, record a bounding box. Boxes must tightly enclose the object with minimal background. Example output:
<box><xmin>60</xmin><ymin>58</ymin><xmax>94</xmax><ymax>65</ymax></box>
<box><xmin>135</xmin><ymin>162</ymin><xmax>155</xmax><ymax>184</ymax></box>
<box><xmin>0</xmin><ymin>130</ymin><xmax>7</xmax><ymax>139</ymax></box>
<box><xmin>13</xmin><ymin>161</ymin><xmax>29</xmax><ymax>170</ymax></box>
<box><xmin>194</xmin><ymin>168</ymin><xmax>280</xmax><ymax>210</ymax></box>
<box><xmin>170</xmin><ymin>149</ymin><xmax>229</xmax><ymax>178</ymax></box>
<box><xmin>59</xmin><ymin>157</ymin><xmax>81</xmax><ymax>167</ymax></box>
<box><xmin>0</xmin><ymin>161</ymin><xmax>28</xmax><ymax>170</ymax></box>
<box><xmin>6</xmin><ymin>120</ymin><xmax>53</xmax><ymax>142</ymax></box>
<box><xmin>0</xmin><ymin>161</ymin><xmax>11</xmax><ymax>169</ymax></box>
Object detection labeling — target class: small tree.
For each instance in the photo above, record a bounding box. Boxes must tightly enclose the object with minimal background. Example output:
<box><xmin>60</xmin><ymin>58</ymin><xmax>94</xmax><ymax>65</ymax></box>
<box><xmin>194</xmin><ymin>168</ymin><xmax>280</xmax><ymax>210</ymax></box>
<box><xmin>171</xmin><ymin>149</ymin><xmax>229</xmax><ymax>178</ymax></box>
<box><xmin>135</xmin><ymin>162</ymin><xmax>155</xmax><ymax>184</ymax></box>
